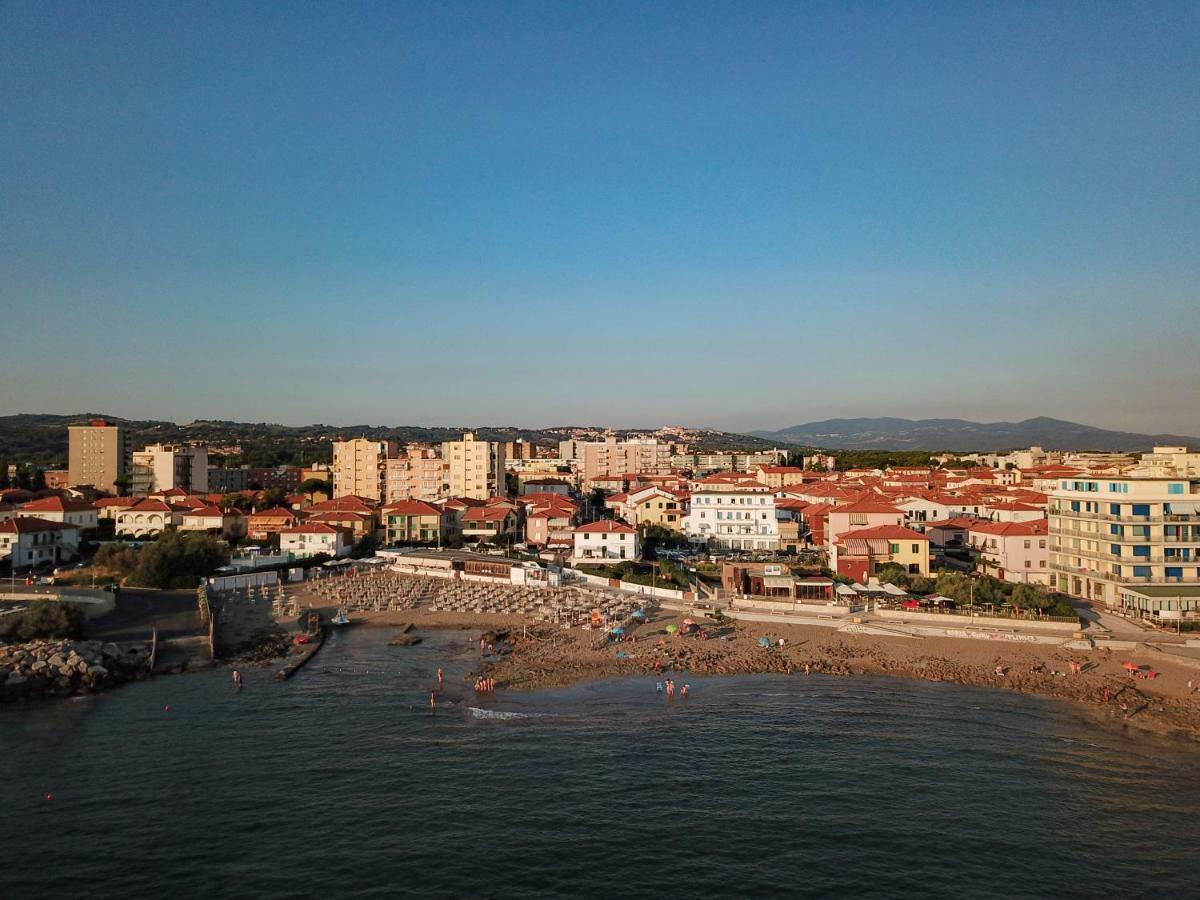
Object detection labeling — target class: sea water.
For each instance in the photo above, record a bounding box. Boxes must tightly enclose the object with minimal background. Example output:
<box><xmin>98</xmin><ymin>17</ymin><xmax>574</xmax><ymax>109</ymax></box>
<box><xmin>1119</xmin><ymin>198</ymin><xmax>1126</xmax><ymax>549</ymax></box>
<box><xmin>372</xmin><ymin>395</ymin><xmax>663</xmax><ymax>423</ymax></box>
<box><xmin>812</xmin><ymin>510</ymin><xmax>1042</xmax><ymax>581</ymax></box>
<box><xmin>2</xmin><ymin>627</ymin><xmax>1197</xmax><ymax>899</ymax></box>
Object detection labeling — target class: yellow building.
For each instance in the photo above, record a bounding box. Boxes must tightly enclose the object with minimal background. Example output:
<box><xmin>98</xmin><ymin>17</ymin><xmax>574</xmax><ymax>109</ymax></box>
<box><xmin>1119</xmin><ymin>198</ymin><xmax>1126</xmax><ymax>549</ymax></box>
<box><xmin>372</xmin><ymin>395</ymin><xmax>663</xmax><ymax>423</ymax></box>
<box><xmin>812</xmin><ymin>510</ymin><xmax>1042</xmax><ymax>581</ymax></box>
<box><xmin>627</xmin><ymin>486</ymin><xmax>686</xmax><ymax>531</ymax></box>
<box><xmin>442</xmin><ymin>432</ymin><xmax>505</xmax><ymax>500</ymax></box>
<box><xmin>331</xmin><ymin>438</ymin><xmax>397</xmax><ymax>502</ymax></box>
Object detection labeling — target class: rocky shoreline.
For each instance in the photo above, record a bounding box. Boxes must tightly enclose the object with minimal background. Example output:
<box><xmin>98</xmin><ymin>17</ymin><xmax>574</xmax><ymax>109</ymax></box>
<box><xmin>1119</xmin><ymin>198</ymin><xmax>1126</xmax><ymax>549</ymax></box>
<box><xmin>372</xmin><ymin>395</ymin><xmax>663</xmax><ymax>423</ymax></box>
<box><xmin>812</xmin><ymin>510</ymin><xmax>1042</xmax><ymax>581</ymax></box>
<box><xmin>0</xmin><ymin>639</ymin><xmax>152</xmax><ymax>702</ymax></box>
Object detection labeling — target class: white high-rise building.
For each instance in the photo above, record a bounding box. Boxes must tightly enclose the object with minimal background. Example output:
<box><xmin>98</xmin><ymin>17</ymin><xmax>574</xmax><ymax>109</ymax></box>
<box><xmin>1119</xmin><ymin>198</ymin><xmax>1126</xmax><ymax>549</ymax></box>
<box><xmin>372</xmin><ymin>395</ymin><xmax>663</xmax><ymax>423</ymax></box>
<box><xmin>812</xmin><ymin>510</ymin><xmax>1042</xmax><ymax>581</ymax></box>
<box><xmin>130</xmin><ymin>444</ymin><xmax>208</xmax><ymax>496</ymax></box>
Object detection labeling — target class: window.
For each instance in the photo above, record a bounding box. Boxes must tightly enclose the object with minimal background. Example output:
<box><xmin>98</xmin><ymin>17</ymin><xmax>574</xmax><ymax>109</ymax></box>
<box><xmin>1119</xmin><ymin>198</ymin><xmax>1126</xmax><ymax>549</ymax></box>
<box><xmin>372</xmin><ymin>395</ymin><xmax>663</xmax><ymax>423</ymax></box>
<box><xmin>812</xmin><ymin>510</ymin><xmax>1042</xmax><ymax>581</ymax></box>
<box><xmin>912</xmin><ymin>544</ymin><xmax>920</xmax><ymax>554</ymax></box>
<box><xmin>1024</xmin><ymin>560</ymin><xmax>1031</xmax><ymax>568</ymax></box>
<box><xmin>889</xmin><ymin>543</ymin><xmax>899</xmax><ymax>554</ymax></box>
<box><xmin>1023</xmin><ymin>540</ymin><xmax>1031</xmax><ymax>549</ymax></box>
<box><xmin>1168</xmin><ymin>484</ymin><xmax>1184</xmax><ymax>495</ymax></box>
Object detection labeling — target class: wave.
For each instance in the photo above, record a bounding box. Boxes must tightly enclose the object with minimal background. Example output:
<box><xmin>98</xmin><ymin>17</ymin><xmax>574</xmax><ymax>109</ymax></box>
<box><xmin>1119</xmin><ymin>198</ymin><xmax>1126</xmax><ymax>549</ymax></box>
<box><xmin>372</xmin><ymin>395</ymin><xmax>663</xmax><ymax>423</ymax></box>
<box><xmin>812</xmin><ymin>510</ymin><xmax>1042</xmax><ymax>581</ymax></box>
<box><xmin>468</xmin><ymin>707</ymin><xmax>545</xmax><ymax>720</ymax></box>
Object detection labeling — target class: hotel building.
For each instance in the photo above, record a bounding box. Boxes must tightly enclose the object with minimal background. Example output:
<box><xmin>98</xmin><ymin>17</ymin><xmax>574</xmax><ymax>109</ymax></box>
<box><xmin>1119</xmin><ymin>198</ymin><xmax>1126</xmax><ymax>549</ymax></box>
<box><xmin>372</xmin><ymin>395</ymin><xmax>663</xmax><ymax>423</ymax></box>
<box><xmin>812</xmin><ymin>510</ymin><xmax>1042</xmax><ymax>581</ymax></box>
<box><xmin>1048</xmin><ymin>473</ymin><xmax>1200</xmax><ymax>614</ymax></box>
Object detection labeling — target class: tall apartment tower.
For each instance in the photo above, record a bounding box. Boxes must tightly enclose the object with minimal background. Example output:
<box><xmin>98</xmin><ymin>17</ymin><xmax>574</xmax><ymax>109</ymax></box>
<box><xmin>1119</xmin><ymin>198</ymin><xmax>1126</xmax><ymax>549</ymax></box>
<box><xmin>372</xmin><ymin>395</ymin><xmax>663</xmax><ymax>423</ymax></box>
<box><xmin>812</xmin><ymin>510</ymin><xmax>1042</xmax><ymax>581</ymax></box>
<box><xmin>331</xmin><ymin>438</ymin><xmax>398</xmax><ymax>502</ymax></box>
<box><xmin>130</xmin><ymin>444</ymin><xmax>209</xmax><ymax>495</ymax></box>
<box><xmin>67</xmin><ymin>420</ymin><xmax>130</xmax><ymax>494</ymax></box>
<box><xmin>442</xmin><ymin>432</ymin><xmax>505</xmax><ymax>500</ymax></box>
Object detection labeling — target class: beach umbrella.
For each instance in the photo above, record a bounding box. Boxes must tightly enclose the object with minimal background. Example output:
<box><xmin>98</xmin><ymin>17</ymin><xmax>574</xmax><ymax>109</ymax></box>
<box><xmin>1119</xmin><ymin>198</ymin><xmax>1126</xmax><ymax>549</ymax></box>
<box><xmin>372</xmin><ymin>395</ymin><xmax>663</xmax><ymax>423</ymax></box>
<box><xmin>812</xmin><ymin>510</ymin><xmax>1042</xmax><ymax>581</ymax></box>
<box><xmin>683</xmin><ymin>618</ymin><xmax>694</xmax><ymax>626</ymax></box>
<box><xmin>611</xmin><ymin>626</ymin><xmax>625</xmax><ymax>635</ymax></box>
<box><xmin>665</xmin><ymin>624</ymin><xmax>678</xmax><ymax>634</ymax></box>
<box><xmin>1122</xmin><ymin>661</ymin><xmax>1140</xmax><ymax>671</ymax></box>
<box><xmin>632</xmin><ymin>609</ymin><xmax>646</xmax><ymax>619</ymax></box>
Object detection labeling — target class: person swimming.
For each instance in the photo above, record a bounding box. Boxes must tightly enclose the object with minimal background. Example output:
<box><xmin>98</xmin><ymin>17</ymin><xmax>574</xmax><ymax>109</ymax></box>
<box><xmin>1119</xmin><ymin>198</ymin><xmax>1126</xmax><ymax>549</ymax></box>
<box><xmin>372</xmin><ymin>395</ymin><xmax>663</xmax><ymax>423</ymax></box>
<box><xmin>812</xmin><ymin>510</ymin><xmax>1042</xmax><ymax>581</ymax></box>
<box><xmin>656</xmin><ymin>681</ymin><xmax>663</xmax><ymax>692</ymax></box>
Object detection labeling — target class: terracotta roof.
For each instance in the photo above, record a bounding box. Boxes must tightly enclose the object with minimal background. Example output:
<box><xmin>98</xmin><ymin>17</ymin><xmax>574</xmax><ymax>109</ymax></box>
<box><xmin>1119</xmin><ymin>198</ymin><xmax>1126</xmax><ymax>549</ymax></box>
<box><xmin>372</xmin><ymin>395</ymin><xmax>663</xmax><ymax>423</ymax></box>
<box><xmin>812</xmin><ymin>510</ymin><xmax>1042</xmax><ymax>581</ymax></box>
<box><xmin>829</xmin><ymin>499</ymin><xmax>903</xmax><ymax>514</ymax></box>
<box><xmin>184</xmin><ymin>506</ymin><xmax>228</xmax><ymax>517</ymax></box>
<box><xmin>574</xmin><ymin>520</ymin><xmax>636</xmax><ymax>534</ymax></box>
<box><xmin>248</xmin><ymin>507</ymin><xmax>298</xmax><ymax>519</ymax></box>
<box><xmin>21</xmin><ymin>497</ymin><xmax>95</xmax><ymax>513</ymax></box>
<box><xmin>279</xmin><ymin>523</ymin><xmax>344</xmax><ymax>535</ymax></box>
<box><xmin>124</xmin><ymin>499</ymin><xmax>173</xmax><ymax>512</ymax></box>
<box><xmin>968</xmin><ymin>519</ymin><xmax>1048</xmax><ymax>537</ymax></box>
<box><xmin>382</xmin><ymin>500</ymin><xmax>444</xmax><ymax>516</ymax></box>
<box><xmin>835</xmin><ymin>524</ymin><xmax>929</xmax><ymax>543</ymax></box>
<box><xmin>1</xmin><ymin>516</ymin><xmax>80</xmax><ymax>534</ymax></box>
<box><xmin>94</xmin><ymin>497</ymin><xmax>137</xmax><ymax>508</ymax></box>
<box><xmin>464</xmin><ymin>506</ymin><xmax>512</xmax><ymax>522</ymax></box>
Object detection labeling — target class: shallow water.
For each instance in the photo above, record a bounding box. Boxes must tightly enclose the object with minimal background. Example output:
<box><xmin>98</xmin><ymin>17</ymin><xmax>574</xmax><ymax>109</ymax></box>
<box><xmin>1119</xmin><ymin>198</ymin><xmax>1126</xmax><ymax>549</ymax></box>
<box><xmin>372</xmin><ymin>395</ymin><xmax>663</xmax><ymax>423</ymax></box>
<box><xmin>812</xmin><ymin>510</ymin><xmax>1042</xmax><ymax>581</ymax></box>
<box><xmin>2</xmin><ymin>627</ymin><xmax>1197</xmax><ymax>899</ymax></box>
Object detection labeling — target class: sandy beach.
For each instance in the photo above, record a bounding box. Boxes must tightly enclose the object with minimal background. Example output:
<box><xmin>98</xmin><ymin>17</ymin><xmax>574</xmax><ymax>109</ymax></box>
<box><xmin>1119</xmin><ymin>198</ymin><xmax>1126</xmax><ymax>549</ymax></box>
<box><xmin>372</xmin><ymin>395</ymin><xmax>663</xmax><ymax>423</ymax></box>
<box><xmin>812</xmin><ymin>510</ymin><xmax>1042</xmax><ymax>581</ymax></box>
<box><xmin>291</xmin><ymin>602</ymin><xmax>1200</xmax><ymax>742</ymax></box>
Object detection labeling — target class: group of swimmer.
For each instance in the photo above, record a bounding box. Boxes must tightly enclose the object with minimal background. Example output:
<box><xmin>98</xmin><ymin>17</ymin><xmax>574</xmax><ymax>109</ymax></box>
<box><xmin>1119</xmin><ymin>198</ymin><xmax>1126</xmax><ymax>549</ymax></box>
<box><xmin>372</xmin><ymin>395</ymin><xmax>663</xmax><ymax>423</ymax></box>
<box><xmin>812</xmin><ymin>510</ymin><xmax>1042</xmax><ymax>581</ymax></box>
<box><xmin>428</xmin><ymin>664</ymin><xmax>499</xmax><ymax>707</ymax></box>
<box><xmin>656</xmin><ymin>679</ymin><xmax>689</xmax><ymax>698</ymax></box>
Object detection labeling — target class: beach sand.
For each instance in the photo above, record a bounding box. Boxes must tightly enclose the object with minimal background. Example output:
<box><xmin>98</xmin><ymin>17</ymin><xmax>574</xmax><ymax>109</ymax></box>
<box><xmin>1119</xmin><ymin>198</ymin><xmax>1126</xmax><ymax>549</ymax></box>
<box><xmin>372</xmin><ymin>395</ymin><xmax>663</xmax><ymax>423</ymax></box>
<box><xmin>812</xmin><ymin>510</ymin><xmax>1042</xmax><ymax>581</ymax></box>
<box><xmin>267</xmin><ymin>597</ymin><xmax>1200</xmax><ymax>742</ymax></box>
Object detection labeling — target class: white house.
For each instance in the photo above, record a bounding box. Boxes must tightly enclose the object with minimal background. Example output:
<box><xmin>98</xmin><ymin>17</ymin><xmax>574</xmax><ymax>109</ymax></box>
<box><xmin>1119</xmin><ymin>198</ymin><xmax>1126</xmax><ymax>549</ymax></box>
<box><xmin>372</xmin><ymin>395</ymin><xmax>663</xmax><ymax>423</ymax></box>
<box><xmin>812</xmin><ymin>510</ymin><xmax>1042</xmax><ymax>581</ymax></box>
<box><xmin>0</xmin><ymin>517</ymin><xmax>82</xmax><ymax>569</ymax></box>
<box><xmin>114</xmin><ymin>498</ymin><xmax>182</xmax><ymax>538</ymax></box>
<box><xmin>968</xmin><ymin>519</ymin><xmax>1050</xmax><ymax>585</ymax></box>
<box><xmin>278</xmin><ymin>523</ymin><xmax>352</xmax><ymax>559</ymax></box>
<box><xmin>18</xmin><ymin>496</ymin><xmax>98</xmax><ymax>530</ymax></box>
<box><xmin>684</xmin><ymin>479</ymin><xmax>779</xmax><ymax>551</ymax></box>
<box><xmin>572</xmin><ymin>520</ymin><xmax>640</xmax><ymax>563</ymax></box>
<box><xmin>179</xmin><ymin>505</ymin><xmax>246</xmax><ymax>540</ymax></box>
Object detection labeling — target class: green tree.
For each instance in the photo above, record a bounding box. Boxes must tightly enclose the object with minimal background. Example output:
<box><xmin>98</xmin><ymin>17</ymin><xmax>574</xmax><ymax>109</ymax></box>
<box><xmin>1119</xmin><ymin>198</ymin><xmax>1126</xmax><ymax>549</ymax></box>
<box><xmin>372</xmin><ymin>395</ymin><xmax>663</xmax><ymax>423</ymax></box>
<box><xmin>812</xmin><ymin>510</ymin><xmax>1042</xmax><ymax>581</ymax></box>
<box><xmin>350</xmin><ymin>533</ymin><xmax>378</xmax><ymax>559</ymax></box>
<box><xmin>31</xmin><ymin>468</ymin><xmax>47</xmax><ymax>491</ymax></box>
<box><xmin>125</xmin><ymin>531</ymin><xmax>230</xmax><ymax>589</ymax></box>
<box><xmin>0</xmin><ymin>460</ymin><xmax>10</xmax><ymax>489</ymax></box>
<box><xmin>0</xmin><ymin>601</ymin><xmax>84</xmax><ymax>642</ymax></box>
<box><xmin>263</xmin><ymin>486</ymin><xmax>290</xmax><ymax>508</ymax></box>
<box><xmin>93</xmin><ymin>543</ymin><xmax>138</xmax><ymax>578</ymax></box>
<box><xmin>297</xmin><ymin>477</ymin><xmax>331</xmax><ymax>497</ymax></box>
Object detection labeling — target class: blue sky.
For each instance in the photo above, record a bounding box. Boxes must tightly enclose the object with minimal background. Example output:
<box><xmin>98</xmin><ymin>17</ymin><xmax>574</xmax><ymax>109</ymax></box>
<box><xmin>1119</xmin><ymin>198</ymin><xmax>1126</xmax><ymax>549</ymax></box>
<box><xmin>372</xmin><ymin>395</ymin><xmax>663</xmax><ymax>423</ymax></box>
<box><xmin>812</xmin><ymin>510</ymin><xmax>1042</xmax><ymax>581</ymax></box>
<box><xmin>2</xmin><ymin>1</ymin><xmax>1197</xmax><ymax>433</ymax></box>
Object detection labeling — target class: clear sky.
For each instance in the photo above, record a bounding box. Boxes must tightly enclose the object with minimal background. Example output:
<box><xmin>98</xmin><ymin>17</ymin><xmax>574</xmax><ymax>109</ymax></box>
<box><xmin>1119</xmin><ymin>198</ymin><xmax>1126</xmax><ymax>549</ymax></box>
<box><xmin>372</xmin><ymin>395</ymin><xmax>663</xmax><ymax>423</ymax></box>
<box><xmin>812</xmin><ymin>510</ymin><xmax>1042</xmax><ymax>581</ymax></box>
<box><xmin>2</xmin><ymin>1</ymin><xmax>1197</xmax><ymax>434</ymax></box>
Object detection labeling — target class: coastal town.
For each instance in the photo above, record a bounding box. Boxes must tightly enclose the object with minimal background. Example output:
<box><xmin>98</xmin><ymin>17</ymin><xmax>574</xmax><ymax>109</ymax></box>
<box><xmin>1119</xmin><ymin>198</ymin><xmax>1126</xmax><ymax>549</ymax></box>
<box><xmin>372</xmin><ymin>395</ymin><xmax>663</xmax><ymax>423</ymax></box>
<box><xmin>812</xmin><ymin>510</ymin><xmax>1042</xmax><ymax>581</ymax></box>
<box><xmin>3</xmin><ymin>419</ymin><xmax>1200</xmax><ymax>737</ymax></box>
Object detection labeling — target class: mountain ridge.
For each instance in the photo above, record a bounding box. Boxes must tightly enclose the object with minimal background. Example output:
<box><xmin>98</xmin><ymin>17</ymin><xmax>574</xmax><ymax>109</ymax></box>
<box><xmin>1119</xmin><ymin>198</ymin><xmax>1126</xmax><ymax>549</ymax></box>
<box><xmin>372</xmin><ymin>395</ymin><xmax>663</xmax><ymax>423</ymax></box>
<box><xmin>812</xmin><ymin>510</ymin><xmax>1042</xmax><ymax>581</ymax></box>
<box><xmin>748</xmin><ymin>416</ymin><xmax>1200</xmax><ymax>452</ymax></box>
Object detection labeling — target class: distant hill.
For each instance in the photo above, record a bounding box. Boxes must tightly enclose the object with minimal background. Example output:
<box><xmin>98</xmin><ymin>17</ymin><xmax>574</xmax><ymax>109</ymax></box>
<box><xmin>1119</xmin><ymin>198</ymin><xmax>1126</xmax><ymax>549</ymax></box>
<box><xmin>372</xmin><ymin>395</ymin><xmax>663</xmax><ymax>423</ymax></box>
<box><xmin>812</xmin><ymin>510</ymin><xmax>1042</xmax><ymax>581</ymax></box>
<box><xmin>747</xmin><ymin>417</ymin><xmax>1200</xmax><ymax>452</ymax></box>
<box><xmin>0</xmin><ymin>415</ymin><xmax>773</xmax><ymax>468</ymax></box>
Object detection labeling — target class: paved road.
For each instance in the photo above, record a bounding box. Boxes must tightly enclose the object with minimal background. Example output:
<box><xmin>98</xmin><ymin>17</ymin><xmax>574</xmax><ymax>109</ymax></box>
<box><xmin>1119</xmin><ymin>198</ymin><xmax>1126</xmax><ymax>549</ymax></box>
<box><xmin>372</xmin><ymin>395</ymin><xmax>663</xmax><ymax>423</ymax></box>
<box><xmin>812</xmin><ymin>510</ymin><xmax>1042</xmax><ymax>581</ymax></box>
<box><xmin>87</xmin><ymin>589</ymin><xmax>203</xmax><ymax>642</ymax></box>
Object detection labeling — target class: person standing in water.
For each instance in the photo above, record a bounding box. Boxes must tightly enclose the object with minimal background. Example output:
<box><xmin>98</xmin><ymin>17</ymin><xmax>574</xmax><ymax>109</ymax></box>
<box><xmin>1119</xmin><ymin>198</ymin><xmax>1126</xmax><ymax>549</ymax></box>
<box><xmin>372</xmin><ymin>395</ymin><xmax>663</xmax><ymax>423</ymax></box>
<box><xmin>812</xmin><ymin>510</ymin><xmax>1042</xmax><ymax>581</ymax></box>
<box><xmin>430</xmin><ymin>690</ymin><xmax>437</xmax><ymax>708</ymax></box>
<box><xmin>231</xmin><ymin>669</ymin><xmax>243</xmax><ymax>688</ymax></box>
<box><xmin>437</xmin><ymin>667</ymin><xmax>444</xmax><ymax>688</ymax></box>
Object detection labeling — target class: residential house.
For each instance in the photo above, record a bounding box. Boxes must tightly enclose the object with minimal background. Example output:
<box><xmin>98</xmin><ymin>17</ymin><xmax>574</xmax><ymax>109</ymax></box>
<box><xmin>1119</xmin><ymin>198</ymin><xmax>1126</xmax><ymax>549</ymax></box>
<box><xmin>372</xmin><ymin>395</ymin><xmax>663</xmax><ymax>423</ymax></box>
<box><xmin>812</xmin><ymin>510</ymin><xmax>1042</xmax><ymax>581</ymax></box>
<box><xmin>831</xmin><ymin>525</ymin><xmax>931</xmax><ymax>581</ymax></box>
<box><xmin>572</xmin><ymin>520</ymin><xmax>640</xmax><ymax>563</ymax></box>
<box><xmin>246</xmin><ymin>507</ymin><xmax>301</xmax><ymax>541</ymax></box>
<box><xmin>0</xmin><ymin>517</ymin><xmax>82</xmax><ymax>569</ymax></box>
<box><xmin>278</xmin><ymin>524</ymin><xmax>352</xmax><ymax>559</ymax></box>
<box><xmin>18</xmin><ymin>496</ymin><xmax>98</xmax><ymax>530</ymax></box>
<box><xmin>381</xmin><ymin>500</ymin><xmax>450</xmax><ymax>545</ymax></box>
<box><xmin>968</xmin><ymin>519</ymin><xmax>1050</xmax><ymax>585</ymax></box>
<box><xmin>180</xmin><ymin>506</ymin><xmax>246</xmax><ymax>540</ymax></box>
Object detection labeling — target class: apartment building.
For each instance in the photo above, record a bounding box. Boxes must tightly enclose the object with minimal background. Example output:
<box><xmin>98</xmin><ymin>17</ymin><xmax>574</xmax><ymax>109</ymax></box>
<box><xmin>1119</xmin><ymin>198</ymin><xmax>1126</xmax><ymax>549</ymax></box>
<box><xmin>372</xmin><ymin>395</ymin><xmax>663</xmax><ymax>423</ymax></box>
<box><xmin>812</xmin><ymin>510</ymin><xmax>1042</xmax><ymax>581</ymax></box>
<box><xmin>560</xmin><ymin>438</ymin><xmax>679</xmax><ymax>481</ymax></box>
<box><xmin>384</xmin><ymin>449</ymin><xmax>446</xmax><ymax>503</ymax></box>
<box><xmin>1048</xmin><ymin>473</ymin><xmax>1200</xmax><ymax>608</ymax></box>
<box><xmin>208</xmin><ymin>466</ymin><xmax>252</xmax><ymax>494</ymax></box>
<box><xmin>684</xmin><ymin>479</ymin><xmax>779</xmax><ymax>551</ymax></box>
<box><xmin>332</xmin><ymin>438</ymin><xmax>398</xmax><ymax>502</ymax></box>
<box><xmin>443</xmin><ymin>433</ymin><xmax>505</xmax><ymax>500</ymax></box>
<box><xmin>131</xmin><ymin>444</ymin><xmax>209</xmax><ymax>496</ymax></box>
<box><xmin>67</xmin><ymin>420</ymin><xmax>130</xmax><ymax>493</ymax></box>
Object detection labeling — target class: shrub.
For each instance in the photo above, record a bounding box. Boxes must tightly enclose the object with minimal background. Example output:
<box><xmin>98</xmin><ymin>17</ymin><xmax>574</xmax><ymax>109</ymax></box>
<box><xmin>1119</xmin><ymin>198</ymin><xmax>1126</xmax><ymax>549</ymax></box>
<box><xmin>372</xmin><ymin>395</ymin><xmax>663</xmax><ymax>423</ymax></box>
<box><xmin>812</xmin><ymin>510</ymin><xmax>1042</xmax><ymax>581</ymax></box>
<box><xmin>125</xmin><ymin>531</ymin><xmax>230</xmax><ymax>589</ymax></box>
<box><xmin>0</xmin><ymin>601</ymin><xmax>85</xmax><ymax>643</ymax></box>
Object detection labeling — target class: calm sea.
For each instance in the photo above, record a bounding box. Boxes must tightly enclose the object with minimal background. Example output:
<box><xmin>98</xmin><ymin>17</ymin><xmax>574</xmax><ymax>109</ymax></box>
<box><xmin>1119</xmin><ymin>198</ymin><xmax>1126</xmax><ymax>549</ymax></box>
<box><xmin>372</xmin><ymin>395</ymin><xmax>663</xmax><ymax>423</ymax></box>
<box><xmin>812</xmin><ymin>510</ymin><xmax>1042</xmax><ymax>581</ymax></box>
<box><xmin>2</xmin><ymin>627</ymin><xmax>1197</xmax><ymax>899</ymax></box>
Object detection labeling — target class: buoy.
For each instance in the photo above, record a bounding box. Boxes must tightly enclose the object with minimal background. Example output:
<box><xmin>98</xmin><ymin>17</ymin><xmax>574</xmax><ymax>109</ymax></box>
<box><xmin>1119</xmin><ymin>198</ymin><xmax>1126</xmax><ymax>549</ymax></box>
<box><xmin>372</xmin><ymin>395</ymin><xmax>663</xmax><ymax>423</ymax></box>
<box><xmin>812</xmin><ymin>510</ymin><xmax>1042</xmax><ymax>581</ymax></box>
<box><xmin>164</xmin><ymin>705</ymin><xmax>171</xmax><ymax>712</ymax></box>
<box><xmin>45</xmin><ymin>793</ymin><xmax>53</xmax><ymax>801</ymax></box>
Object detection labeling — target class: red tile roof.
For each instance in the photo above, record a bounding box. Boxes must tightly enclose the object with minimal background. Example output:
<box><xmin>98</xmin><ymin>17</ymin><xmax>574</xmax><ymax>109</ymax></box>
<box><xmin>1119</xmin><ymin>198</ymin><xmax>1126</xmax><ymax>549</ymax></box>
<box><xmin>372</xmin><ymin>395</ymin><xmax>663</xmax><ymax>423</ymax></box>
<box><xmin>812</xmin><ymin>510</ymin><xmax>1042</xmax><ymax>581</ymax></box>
<box><xmin>834</xmin><ymin>524</ymin><xmax>929</xmax><ymax>543</ymax></box>
<box><xmin>1</xmin><ymin>516</ymin><xmax>80</xmax><ymax>534</ymax></box>
<box><xmin>574</xmin><ymin>520</ymin><xmax>636</xmax><ymax>534</ymax></box>
<box><xmin>382</xmin><ymin>500</ymin><xmax>444</xmax><ymax>516</ymax></box>
<box><xmin>21</xmin><ymin>497</ymin><xmax>95</xmax><ymax>513</ymax></box>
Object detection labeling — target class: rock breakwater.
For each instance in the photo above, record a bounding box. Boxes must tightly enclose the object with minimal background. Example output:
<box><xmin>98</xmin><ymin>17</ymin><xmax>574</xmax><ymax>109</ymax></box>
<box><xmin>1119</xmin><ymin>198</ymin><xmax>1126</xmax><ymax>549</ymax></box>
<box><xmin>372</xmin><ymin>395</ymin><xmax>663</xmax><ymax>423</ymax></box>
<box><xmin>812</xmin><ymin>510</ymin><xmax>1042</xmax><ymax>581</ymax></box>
<box><xmin>0</xmin><ymin>639</ymin><xmax>150</xmax><ymax>701</ymax></box>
